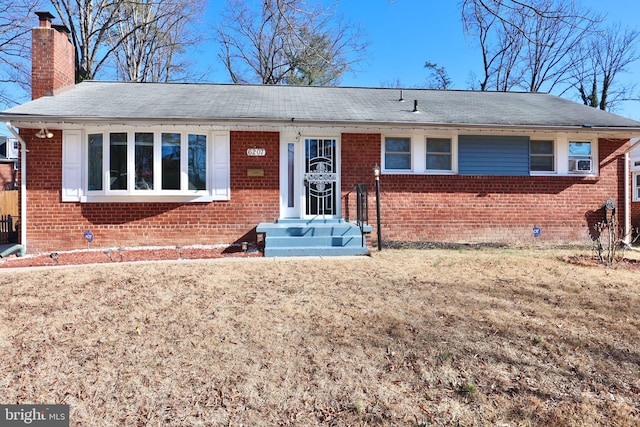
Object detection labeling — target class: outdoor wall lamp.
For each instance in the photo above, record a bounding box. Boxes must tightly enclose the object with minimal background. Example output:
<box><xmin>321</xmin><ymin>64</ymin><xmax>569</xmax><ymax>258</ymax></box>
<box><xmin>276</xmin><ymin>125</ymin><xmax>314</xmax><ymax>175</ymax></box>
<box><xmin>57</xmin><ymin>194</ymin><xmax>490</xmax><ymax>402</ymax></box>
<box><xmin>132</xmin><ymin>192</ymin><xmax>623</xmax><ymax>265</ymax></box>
<box><xmin>373</xmin><ymin>164</ymin><xmax>382</xmax><ymax>251</ymax></box>
<box><xmin>35</xmin><ymin>127</ymin><xmax>53</xmax><ymax>139</ymax></box>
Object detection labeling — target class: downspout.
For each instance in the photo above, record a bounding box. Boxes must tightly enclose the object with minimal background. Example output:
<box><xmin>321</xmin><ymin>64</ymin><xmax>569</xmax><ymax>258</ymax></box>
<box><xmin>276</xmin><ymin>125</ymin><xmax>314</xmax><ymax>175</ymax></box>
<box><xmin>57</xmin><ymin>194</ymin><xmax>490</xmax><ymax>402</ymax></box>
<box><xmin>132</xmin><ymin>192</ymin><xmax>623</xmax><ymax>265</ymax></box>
<box><xmin>625</xmin><ymin>151</ymin><xmax>631</xmax><ymax>244</ymax></box>
<box><xmin>623</xmin><ymin>138</ymin><xmax>640</xmax><ymax>246</ymax></box>
<box><xmin>5</xmin><ymin>122</ymin><xmax>27</xmax><ymax>253</ymax></box>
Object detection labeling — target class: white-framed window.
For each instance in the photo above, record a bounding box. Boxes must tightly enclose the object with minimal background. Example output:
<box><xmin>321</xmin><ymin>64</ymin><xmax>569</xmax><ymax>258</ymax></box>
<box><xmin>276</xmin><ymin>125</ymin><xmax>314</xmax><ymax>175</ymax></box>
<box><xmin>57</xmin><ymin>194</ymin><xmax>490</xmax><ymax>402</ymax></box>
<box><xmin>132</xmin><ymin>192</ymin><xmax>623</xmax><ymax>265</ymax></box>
<box><xmin>568</xmin><ymin>141</ymin><xmax>593</xmax><ymax>173</ymax></box>
<box><xmin>382</xmin><ymin>134</ymin><xmax>457</xmax><ymax>174</ymax></box>
<box><xmin>529</xmin><ymin>140</ymin><xmax>555</xmax><ymax>172</ymax></box>
<box><xmin>381</xmin><ymin>132</ymin><xmax>596</xmax><ymax>176</ymax></box>
<box><xmin>63</xmin><ymin>128</ymin><xmax>230</xmax><ymax>203</ymax></box>
<box><xmin>634</xmin><ymin>173</ymin><xmax>640</xmax><ymax>202</ymax></box>
<box><xmin>384</xmin><ymin>137</ymin><xmax>412</xmax><ymax>171</ymax></box>
<box><xmin>426</xmin><ymin>137</ymin><xmax>452</xmax><ymax>171</ymax></box>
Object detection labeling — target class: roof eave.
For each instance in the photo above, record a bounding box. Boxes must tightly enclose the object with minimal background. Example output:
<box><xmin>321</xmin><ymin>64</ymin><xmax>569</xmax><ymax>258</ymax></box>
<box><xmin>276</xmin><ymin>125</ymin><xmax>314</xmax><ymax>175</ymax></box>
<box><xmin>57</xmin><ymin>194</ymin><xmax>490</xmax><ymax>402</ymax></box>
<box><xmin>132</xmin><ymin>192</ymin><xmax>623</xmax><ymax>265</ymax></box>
<box><xmin>4</xmin><ymin>114</ymin><xmax>640</xmax><ymax>136</ymax></box>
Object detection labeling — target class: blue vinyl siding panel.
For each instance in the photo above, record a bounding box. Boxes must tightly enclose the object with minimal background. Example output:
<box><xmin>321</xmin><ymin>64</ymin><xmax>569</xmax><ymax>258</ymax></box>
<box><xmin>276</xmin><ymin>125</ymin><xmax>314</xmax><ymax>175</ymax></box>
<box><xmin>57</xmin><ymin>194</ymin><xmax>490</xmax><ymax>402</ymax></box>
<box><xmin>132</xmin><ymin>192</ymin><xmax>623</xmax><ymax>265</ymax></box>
<box><xmin>458</xmin><ymin>135</ymin><xmax>530</xmax><ymax>175</ymax></box>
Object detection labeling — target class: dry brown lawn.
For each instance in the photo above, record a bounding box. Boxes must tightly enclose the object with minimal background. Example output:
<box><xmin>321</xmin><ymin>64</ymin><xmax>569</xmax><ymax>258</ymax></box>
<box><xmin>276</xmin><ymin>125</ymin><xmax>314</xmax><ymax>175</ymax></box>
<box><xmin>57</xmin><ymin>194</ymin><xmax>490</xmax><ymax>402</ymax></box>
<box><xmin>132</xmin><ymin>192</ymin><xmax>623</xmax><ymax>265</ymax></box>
<box><xmin>1</xmin><ymin>248</ymin><xmax>640</xmax><ymax>426</ymax></box>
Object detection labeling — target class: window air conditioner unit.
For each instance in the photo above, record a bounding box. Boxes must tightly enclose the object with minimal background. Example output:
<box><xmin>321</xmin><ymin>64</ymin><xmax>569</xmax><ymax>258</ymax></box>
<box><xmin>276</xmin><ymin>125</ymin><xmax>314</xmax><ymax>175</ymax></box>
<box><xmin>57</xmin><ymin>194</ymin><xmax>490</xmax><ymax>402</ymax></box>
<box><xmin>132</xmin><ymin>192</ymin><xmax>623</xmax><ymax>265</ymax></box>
<box><xmin>0</xmin><ymin>138</ymin><xmax>19</xmax><ymax>159</ymax></box>
<box><xmin>569</xmin><ymin>159</ymin><xmax>592</xmax><ymax>172</ymax></box>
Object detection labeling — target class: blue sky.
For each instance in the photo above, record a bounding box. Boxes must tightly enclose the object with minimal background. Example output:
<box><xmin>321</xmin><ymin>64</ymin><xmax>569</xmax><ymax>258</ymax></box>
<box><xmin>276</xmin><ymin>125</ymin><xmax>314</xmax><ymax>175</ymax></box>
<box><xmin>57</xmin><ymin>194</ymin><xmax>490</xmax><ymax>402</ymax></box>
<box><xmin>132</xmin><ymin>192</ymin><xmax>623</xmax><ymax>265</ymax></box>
<box><xmin>201</xmin><ymin>0</ymin><xmax>640</xmax><ymax>120</ymax></box>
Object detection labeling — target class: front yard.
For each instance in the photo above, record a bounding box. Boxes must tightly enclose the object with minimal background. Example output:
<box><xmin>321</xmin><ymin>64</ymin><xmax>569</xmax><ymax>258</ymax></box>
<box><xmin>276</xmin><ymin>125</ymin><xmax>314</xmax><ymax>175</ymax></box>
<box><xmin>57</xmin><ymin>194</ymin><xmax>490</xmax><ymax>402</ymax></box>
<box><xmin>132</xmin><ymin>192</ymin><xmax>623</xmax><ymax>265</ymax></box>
<box><xmin>1</xmin><ymin>248</ymin><xmax>639</xmax><ymax>426</ymax></box>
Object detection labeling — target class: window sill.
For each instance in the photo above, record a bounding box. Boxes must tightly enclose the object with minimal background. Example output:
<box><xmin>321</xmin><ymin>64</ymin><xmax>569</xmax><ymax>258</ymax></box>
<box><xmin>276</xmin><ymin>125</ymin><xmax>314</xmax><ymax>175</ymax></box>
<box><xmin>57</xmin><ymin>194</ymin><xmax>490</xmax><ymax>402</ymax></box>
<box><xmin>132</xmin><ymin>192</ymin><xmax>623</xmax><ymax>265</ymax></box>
<box><xmin>530</xmin><ymin>173</ymin><xmax>600</xmax><ymax>180</ymax></box>
<box><xmin>80</xmin><ymin>194</ymin><xmax>226</xmax><ymax>203</ymax></box>
<box><xmin>382</xmin><ymin>170</ymin><xmax>456</xmax><ymax>175</ymax></box>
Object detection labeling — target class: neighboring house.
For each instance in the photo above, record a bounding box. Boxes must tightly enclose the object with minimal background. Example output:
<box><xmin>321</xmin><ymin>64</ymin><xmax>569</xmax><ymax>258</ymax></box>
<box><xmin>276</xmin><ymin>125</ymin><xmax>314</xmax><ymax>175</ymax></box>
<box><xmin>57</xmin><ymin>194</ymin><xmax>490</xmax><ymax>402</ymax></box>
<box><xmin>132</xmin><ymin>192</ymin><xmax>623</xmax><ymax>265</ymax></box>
<box><xmin>0</xmin><ymin>136</ymin><xmax>19</xmax><ymax>191</ymax></box>
<box><xmin>2</xmin><ymin>12</ymin><xmax>640</xmax><ymax>255</ymax></box>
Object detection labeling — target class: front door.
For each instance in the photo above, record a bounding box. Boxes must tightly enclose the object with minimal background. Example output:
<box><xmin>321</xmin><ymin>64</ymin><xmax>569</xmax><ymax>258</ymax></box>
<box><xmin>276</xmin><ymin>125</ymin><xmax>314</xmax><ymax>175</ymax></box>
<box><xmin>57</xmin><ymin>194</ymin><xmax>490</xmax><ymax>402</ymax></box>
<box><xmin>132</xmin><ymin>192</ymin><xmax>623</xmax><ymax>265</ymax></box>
<box><xmin>304</xmin><ymin>138</ymin><xmax>338</xmax><ymax>217</ymax></box>
<box><xmin>279</xmin><ymin>136</ymin><xmax>340</xmax><ymax>219</ymax></box>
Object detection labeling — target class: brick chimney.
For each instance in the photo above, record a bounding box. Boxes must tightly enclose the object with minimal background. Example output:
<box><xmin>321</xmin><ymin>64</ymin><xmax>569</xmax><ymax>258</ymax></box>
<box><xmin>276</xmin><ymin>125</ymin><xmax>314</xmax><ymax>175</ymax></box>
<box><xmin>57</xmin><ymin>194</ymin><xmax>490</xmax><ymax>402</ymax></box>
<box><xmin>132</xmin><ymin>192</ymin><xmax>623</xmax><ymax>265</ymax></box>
<box><xmin>32</xmin><ymin>11</ymin><xmax>75</xmax><ymax>100</ymax></box>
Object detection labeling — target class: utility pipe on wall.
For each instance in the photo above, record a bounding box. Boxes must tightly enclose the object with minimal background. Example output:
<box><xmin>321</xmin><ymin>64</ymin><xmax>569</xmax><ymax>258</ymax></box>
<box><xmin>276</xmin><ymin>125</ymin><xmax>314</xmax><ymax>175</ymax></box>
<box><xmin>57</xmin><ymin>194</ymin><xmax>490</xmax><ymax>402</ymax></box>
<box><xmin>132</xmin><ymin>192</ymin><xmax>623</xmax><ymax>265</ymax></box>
<box><xmin>5</xmin><ymin>122</ymin><xmax>27</xmax><ymax>253</ymax></box>
<box><xmin>624</xmin><ymin>138</ymin><xmax>640</xmax><ymax>245</ymax></box>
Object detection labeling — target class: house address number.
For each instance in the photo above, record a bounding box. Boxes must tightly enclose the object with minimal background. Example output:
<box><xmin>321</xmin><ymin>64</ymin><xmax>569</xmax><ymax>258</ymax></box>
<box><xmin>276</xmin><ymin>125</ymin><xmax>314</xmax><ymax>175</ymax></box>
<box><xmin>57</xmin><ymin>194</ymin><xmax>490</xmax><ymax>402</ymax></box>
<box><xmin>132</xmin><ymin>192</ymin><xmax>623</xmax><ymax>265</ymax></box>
<box><xmin>247</xmin><ymin>148</ymin><xmax>266</xmax><ymax>156</ymax></box>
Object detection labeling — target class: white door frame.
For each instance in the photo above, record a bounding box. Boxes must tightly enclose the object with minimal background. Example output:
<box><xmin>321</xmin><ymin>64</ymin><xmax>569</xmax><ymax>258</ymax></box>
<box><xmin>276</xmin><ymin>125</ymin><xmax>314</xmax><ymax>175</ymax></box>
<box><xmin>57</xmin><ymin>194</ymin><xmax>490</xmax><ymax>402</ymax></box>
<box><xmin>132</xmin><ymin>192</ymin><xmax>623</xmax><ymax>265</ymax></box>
<box><xmin>279</xmin><ymin>133</ymin><xmax>341</xmax><ymax>219</ymax></box>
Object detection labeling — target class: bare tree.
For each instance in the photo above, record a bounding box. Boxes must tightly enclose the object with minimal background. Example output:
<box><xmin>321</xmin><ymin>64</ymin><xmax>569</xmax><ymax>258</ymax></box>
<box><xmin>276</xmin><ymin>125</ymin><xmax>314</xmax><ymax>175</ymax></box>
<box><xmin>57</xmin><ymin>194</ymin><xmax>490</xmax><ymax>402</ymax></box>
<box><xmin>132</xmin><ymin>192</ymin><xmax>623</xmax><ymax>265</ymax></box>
<box><xmin>0</xmin><ymin>0</ymin><xmax>40</xmax><ymax>106</ymax></box>
<box><xmin>108</xmin><ymin>0</ymin><xmax>205</xmax><ymax>82</ymax></box>
<box><xmin>569</xmin><ymin>24</ymin><xmax>639</xmax><ymax>111</ymax></box>
<box><xmin>424</xmin><ymin>61</ymin><xmax>452</xmax><ymax>90</ymax></box>
<box><xmin>284</xmin><ymin>27</ymin><xmax>347</xmax><ymax>86</ymax></box>
<box><xmin>379</xmin><ymin>78</ymin><xmax>403</xmax><ymax>89</ymax></box>
<box><xmin>463</xmin><ymin>0</ymin><xmax>524</xmax><ymax>91</ymax></box>
<box><xmin>49</xmin><ymin>0</ymin><xmax>122</xmax><ymax>81</ymax></box>
<box><xmin>215</xmin><ymin>0</ymin><xmax>368</xmax><ymax>85</ymax></box>
<box><xmin>462</xmin><ymin>0</ymin><xmax>598</xmax><ymax>93</ymax></box>
<box><xmin>519</xmin><ymin>0</ymin><xmax>594</xmax><ymax>92</ymax></box>
<box><xmin>50</xmin><ymin>0</ymin><xmax>202</xmax><ymax>82</ymax></box>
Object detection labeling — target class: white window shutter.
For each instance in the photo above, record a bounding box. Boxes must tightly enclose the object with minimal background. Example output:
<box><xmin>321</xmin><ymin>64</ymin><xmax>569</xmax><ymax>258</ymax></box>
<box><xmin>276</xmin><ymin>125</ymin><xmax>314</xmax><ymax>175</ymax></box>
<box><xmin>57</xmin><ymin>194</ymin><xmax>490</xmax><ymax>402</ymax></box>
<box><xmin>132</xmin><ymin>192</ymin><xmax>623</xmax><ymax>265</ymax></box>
<box><xmin>62</xmin><ymin>130</ymin><xmax>82</xmax><ymax>202</ymax></box>
<box><xmin>211</xmin><ymin>132</ymin><xmax>230</xmax><ymax>200</ymax></box>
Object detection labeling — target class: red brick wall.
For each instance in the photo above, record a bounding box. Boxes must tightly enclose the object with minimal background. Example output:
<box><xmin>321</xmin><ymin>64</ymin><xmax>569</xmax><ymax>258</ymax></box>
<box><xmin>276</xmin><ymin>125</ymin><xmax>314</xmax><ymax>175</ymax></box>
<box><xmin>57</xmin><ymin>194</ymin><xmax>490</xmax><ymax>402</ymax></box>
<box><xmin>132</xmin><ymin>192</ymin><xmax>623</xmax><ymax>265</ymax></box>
<box><xmin>22</xmin><ymin>130</ymin><xmax>280</xmax><ymax>253</ymax></box>
<box><xmin>18</xmin><ymin>130</ymin><xmax>630</xmax><ymax>252</ymax></box>
<box><xmin>32</xmin><ymin>24</ymin><xmax>75</xmax><ymax>99</ymax></box>
<box><xmin>341</xmin><ymin>134</ymin><xmax>628</xmax><ymax>244</ymax></box>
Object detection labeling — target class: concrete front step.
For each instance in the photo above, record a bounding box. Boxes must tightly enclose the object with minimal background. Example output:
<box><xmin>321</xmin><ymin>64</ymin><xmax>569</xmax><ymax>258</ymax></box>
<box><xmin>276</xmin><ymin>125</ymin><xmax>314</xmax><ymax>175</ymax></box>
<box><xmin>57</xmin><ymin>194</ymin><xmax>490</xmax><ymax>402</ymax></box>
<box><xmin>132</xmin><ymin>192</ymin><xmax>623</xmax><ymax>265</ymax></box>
<box><xmin>257</xmin><ymin>224</ymin><xmax>362</xmax><ymax>238</ymax></box>
<box><xmin>264</xmin><ymin>245</ymin><xmax>369</xmax><ymax>257</ymax></box>
<box><xmin>266</xmin><ymin>235</ymin><xmax>362</xmax><ymax>248</ymax></box>
<box><xmin>257</xmin><ymin>219</ymin><xmax>370</xmax><ymax>257</ymax></box>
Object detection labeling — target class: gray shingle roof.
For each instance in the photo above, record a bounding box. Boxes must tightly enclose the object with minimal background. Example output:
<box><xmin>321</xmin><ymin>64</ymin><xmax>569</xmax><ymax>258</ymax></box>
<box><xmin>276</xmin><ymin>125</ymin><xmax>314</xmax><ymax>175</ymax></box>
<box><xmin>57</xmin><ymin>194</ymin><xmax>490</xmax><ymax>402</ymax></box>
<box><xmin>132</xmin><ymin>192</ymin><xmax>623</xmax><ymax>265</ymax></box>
<box><xmin>3</xmin><ymin>81</ymin><xmax>640</xmax><ymax>130</ymax></box>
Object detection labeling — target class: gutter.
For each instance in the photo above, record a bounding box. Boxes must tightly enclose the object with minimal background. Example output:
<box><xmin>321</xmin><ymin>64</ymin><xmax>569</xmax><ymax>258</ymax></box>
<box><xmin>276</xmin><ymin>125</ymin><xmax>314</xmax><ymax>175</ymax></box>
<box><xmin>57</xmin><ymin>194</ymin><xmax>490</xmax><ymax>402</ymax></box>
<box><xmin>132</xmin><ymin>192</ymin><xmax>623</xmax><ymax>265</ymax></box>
<box><xmin>4</xmin><ymin>114</ymin><xmax>640</xmax><ymax>134</ymax></box>
<box><xmin>5</xmin><ymin>122</ymin><xmax>27</xmax><ymax>254</ymax></box>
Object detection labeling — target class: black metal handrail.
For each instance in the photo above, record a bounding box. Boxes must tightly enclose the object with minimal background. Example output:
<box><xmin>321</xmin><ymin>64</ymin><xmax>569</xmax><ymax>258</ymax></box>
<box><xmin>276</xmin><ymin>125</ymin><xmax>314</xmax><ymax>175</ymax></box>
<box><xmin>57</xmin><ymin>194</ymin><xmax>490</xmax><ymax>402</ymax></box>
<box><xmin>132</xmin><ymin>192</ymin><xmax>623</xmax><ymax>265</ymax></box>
<box><xmin>355</xmin><ymin>184</ymin><xmax>368</xmax><ymax>247</ymax></box>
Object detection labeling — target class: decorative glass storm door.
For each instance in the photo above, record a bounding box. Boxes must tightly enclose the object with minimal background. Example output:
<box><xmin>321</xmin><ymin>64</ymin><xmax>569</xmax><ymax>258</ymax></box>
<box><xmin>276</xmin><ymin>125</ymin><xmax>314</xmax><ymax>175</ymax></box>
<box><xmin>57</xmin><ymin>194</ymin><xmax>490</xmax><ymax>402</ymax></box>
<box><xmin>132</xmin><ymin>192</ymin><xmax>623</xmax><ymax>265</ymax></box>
<box><xmin>304</xmin><ymin>138</ymin><xmax>338</xmax><ymax>217</ymax></box>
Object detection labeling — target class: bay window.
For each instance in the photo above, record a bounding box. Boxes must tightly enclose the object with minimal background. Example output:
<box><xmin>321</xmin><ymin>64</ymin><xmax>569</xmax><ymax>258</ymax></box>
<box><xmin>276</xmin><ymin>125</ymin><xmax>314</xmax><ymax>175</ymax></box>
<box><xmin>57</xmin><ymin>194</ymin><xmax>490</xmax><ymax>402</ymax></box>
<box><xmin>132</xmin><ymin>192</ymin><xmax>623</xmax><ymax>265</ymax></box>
<box><xmin>62</xmin><ymin>129</ymin><xmax>230</xmax><ymax>203</ymax></box>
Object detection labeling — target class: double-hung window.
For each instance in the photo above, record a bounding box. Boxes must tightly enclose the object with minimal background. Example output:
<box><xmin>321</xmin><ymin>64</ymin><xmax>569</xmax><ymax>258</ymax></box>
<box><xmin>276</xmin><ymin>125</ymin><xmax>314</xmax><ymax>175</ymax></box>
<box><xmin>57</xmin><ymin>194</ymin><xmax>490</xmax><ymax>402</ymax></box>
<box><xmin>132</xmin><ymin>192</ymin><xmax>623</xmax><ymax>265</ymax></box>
<box><xmin>530</xmin><ymin>140</ymin><xmax>555</xmax><ymax>172</ymax></box>
<box><xmin>426</xmin><ymin>138</ymin><xmax>452</xmax><ymax>171</ymax></box>
<box><xmin>568</xmin><ymin>141</ymin><xmax>593</xmax><ymax>173</ymax></box>
<box><xmin>633</xmin><ymin>154</ymin><xmax>640</xmax><ymax>201</ymax></box>
<box><xmin>384</xmin><ymin>137</ymin><xmax>411</xmax><ymax>170</ymax></box>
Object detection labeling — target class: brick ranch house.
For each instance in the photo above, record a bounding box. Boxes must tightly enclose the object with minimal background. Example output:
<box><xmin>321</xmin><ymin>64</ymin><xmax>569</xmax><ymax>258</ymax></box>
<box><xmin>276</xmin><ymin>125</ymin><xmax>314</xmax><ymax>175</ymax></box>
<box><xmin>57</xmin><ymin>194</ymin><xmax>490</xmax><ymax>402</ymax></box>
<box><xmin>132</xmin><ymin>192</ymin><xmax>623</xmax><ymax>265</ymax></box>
<box><xmin>2</xmin><ymin>12</ymin><xmax>640</xmax><ymax>255</ymax></box>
